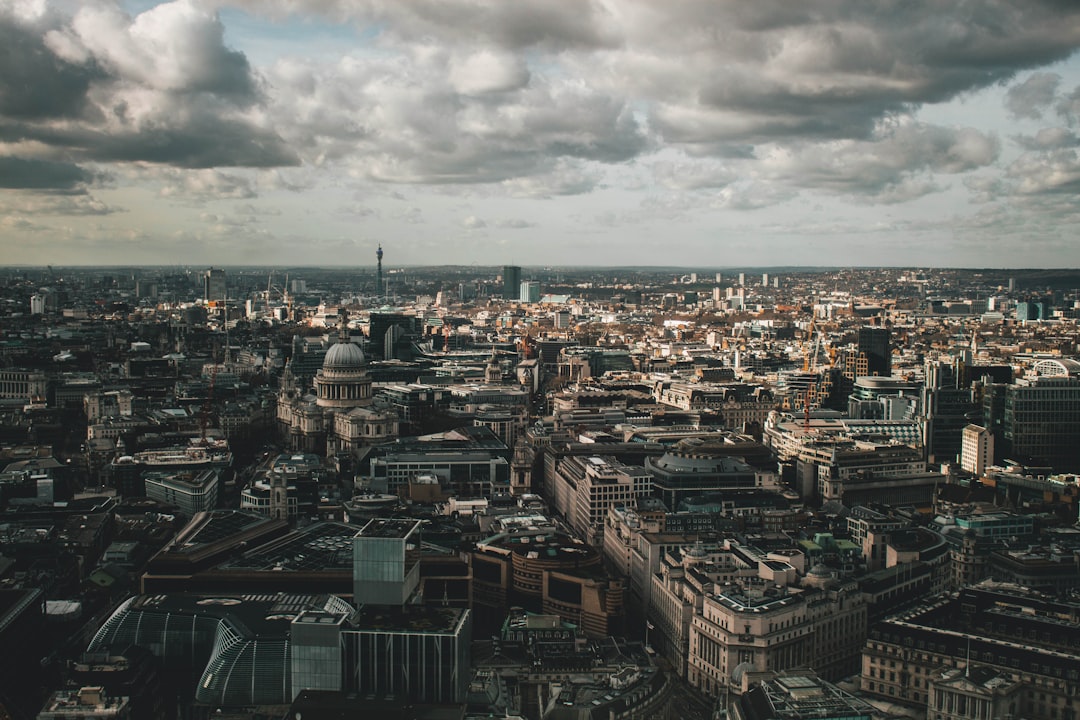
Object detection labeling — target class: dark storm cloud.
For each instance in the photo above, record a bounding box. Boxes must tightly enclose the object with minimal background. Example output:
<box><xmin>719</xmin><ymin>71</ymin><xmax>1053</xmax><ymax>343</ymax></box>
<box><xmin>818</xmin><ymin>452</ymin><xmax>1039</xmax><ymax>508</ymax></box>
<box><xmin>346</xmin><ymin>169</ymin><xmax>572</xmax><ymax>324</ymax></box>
<box><xmin>0</xmin><ymin>155</ymin><xmax>95</xmax><ymax>191</ymax></box>
<box><xmin>0</xmin><ymin>1</ymin><xmax>294</xmax><ymax>173</ymax></box>
<box><xmin>0</xmin><ymin>17</ymin><xmax>101</xmax><ymax>120</ymax></box>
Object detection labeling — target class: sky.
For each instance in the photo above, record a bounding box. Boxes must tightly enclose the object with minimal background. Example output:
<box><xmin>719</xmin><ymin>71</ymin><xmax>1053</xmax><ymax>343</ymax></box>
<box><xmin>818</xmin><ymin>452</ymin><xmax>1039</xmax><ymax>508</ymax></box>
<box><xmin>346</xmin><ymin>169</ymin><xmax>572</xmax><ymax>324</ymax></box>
<box><xmin>3</xmin><ymin>0</ymin><xmax>1080</xmax><ymax>268</ymax></box>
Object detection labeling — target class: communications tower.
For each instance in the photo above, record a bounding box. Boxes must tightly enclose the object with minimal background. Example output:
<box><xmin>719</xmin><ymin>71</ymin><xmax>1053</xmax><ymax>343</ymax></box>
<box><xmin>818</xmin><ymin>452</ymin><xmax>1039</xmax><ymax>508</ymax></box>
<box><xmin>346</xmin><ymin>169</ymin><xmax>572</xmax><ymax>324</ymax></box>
<box><xmin>376</xmin><ymin>244</ymin><xmax>384</xmax><ymax>302</ymax></box>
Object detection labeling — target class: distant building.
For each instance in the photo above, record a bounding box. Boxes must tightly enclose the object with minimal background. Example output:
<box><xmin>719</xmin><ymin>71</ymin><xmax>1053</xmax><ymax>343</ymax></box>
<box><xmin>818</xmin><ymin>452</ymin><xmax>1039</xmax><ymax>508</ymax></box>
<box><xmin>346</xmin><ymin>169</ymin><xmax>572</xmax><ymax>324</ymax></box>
<box><xmin>502</xmin><ymin>265</ymin><xmax>522</xmax><ymax>300</ymax></box>
<box><xmin>203</xmin><ymin>267</ymin><xmax>226</xmax><ymax>303</ymax></box>
<box><xmin>519</xmin><ymin>280</ymin><xmax>540</xmax><ymax>303</ymax></box>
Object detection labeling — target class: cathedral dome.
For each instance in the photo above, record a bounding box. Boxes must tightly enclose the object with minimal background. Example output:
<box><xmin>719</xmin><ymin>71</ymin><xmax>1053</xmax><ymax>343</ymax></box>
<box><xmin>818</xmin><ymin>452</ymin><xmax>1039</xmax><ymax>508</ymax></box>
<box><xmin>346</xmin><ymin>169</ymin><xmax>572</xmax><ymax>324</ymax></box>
<box><xmin>323</xmin><ymin>342</ymin><xmax>365</xmax><ymax>370</ymax></box>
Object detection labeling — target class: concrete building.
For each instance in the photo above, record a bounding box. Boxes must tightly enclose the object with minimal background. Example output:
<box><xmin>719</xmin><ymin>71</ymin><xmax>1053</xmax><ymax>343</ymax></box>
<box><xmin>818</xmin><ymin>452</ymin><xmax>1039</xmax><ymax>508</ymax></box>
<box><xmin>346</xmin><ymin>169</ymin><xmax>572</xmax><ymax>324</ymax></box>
<box><xmin>992</xmin><ymin>359</ymin><xmax>1080</xmax><ymax>473</ymax></box>
<box><xmin>471</xmin><ymin>528</ymin><xmax>624</xmax><ymax>638</ymax></box>
<box><xmin>687</xmin><ymin>575</ymin><xmax>867</xmax><ymax>697</ymax></box>
<box><xmin>142</xmin><ymin>469</ymin><xmax>219</xmax><ymax>517</ymax></box>
<box><xmin>862</xmin><ymin>581</ymin><xmax>1080</xmax><ymax>718</ymax></box>
<box><xmin>732</xmin><ymin>672</ymin><xmax>875</xmax><ymax>720</ymax></box>
<box><xmin>960</xmin><ymin>424</ymin><xmax>993</xmax><ymax>476</ymax></box>
<box><xmin>37</xmin><ymin>687</ymin><xmax>131</xmax><ymax>719</ymax></box>
<box><xmin>549</xmin><ymin>454</ymin><xmax>653</xmax><ymax>546</ymax></box>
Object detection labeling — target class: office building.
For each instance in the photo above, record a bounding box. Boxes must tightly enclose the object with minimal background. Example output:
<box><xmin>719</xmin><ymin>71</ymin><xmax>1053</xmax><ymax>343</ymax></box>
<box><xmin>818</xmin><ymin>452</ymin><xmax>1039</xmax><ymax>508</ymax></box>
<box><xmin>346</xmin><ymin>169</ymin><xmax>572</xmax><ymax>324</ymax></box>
<box><xmin>203</xmin><ymin>267</ymin><xmax>226</xmax><ymax>303</ymax></box>
<box><xmin>142</xmin><ymin>469</ymin><xmax>219</xmax><ymax>517</ymax></box>
<box><xmin>960</xmin><ymin>424</ymin><xmax>993</xmax><ymax>476</ymax></box>
<box><xmin>856</xmin><ymin>327</ymin><xmax>891</xmax><ymax>377</ymax></box>
<box><xmin>549</xmin><ymin>454</ymin><xmax>653</xmax><ymax>546</ymax></box>
<box><xmin>519</xmin><ymin>280</ymin><xmax>540</xmax><ymax>303</ymax></box>
<box><xmin>352</xmin><ymin>518</ymin><xmax>421</xmax><ymax>606</ymax></box>
<box><xmin>502</xmin><ymin>265</ymin><xmax>521</xmax><ymax>300</ymax></box>
<box><xmin>471</xmin><ymin>528</ymin><xmax>624</xmax><ymax>638</ymax></box>
<box><xmin>981</xmin><ymin>359</ymin><xmax>1080</xmax><ymax>473</ymax></box>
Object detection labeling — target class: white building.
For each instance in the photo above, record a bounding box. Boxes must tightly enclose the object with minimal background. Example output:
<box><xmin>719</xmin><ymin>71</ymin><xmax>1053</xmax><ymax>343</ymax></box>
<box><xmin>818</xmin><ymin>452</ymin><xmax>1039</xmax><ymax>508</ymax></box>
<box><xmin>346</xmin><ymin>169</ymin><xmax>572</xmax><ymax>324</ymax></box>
<box><xmin>960</xmin><ymin>424</ymin><xmax>994</xmax><ymax>477</ymax></box>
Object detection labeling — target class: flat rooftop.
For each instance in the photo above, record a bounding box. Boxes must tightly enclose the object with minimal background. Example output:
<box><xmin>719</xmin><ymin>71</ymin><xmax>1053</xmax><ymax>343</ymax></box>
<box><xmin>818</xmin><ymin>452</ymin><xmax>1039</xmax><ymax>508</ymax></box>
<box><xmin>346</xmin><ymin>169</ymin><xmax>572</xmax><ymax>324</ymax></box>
<box><xmin>351</xmin><ymin>604</ymin><xmax>467</xmax><ymax>635</ymax></box>
<box><xmin>221</xmin><ymin>521</ymin><xmax>359</xmax><ymax>572</ymax></box>
<box><xmin>358</xmin><ymin>518</ymin><xmax>421</xmax><ymax>539</ymax></box>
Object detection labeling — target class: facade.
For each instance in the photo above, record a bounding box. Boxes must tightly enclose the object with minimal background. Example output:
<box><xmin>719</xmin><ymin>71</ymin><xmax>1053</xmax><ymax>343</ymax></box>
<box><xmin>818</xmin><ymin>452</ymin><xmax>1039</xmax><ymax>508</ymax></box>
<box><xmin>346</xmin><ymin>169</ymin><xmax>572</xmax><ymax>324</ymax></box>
<box><xmin>471</xmin><ymin>528</ymin><xmax>624</xmax><ymax>638</ymax></box>
<box><xmin>960</xmin><ymin>424</ymin><xmax>993</xmax><ymax>476</ymax></box>
<box><xmin>862</xmin><ymin>582</ymin><xmax>1080</xmax><ymax>719</ymax></box>
<box><xmin>203</xmin><ymin>267</ymin><xmax>226</xmax><ymax>302</ymax></box>
<box><xmin>999</xmin><ymin>360</ymin><xmax>1080</xmax><ymax>472</ymax></box>
<box><xmin>519</xmin><ymin>280</ymin><xmax>540</xmax><ymax>303</ymax></box>
<box><xmin>687</xmin><ymin>576</ymin><xmax>867</xmax><ymax>697</ymax></box>
<box><xmin>550</xmin><ymin>454</ymin><xmax>653</xmax><ymax>546</ymax></box>
<box><xmin>368</xmin><ymin>451</ymin><xmax>509</xmax><ymax>496</ymax></box>
<box><xmin>142</xmin><ymin>469</ymin><xmax>219</xmax><ymax>516</ymax></box>
<box><xmin>352</xmin><ymin>518</ymin><xmax>421</xmax><ymax>606</ymax></box>
<box><xmin>856</xmin><ymin>326</ymin><xmax>891</xmax><ymax>377</ymax></box>
<box><xmin>502</xmin><ymin>265</ymin><xmax>522</xmax><ymax>300</ymax></box>
<box><xmin>0</xmin><ymin>368</ymin><xmax>48</xmax><ymax>403</ymax></box>
<box><xmin>645</xmin><ymin>442</ymin><xmax>761</xmax><ymax>509</ymax></box>
<box><xmin>277</xmin><ymin>316</ymin><xmax>397</xmax><ymax>455</ymax></box>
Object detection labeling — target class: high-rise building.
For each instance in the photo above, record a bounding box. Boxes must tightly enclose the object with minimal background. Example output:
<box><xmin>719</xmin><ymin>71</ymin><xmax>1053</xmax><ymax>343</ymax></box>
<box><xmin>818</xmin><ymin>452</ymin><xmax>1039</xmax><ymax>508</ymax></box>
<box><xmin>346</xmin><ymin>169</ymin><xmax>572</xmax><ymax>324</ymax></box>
<box><xmin>960</xmin><ymin>424</ymin><xmax>993</xmax><ymax>476</ymax></box>
<box><xmin>203</xmin><ymin>267</ymin><xmax>226</xmax><ymax>302</ymax></box>
<box><xmin>997</xmin><ymin>359</ymin><xmax>1080</xmax><ymax>473</ymax></box>
<box><xmin>519</xmin><ymin>280</ymin><xmax>540</xmax><ymax>303</ymax></box>
<box><xmin>352</xmin><ymin>519</ymin><xmax>421</xmax><ymax>606</ymax></box>
<box><xmin>857</xmin><ymin>326</ymin><xmax>891</xmax><ymax>377</ymax></box>
<box><xmin>761</xmin><ymin>272</ymin><xmax>769</xmax><ymax>287</ymax></box>
<box><xmin>738</xmin><ymin>272</ymin><xmax>746</xmax><ymax>286</ymax></box>
<box><xmin>502</xmin><ymin>265</ymin><xmax>521</xmax><ymax>300</ymax></box>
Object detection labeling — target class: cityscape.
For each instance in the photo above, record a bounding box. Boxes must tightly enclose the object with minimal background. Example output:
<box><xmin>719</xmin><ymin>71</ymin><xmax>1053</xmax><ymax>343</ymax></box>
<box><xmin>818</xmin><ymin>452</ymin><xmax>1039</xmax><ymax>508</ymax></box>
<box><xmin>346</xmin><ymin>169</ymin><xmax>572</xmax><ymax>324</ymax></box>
<box><xmin>1</xmin><ymin>262</ymin><xmax>1079</xmax><ymax>720</ymax></box>
<box><xmin>5</xmin><ymin>1</ymin><xmax>1080</xmax><ymax>719</ymax></box>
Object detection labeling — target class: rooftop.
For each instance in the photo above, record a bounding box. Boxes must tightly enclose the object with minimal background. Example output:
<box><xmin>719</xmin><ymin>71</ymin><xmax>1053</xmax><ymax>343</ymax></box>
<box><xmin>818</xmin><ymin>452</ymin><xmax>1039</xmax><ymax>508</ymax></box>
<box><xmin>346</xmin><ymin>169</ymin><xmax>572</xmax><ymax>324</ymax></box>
<box><xmin>358</xmin><ymin>518</ymin><xmax>421</xmax><ymax>539</ymax></box>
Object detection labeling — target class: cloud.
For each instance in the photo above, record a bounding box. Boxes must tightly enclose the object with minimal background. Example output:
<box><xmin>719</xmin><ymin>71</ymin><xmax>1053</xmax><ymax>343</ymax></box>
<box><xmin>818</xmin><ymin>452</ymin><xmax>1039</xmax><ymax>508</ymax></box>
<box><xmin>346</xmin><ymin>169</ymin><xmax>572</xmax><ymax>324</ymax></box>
<box><xmin>1005</xmin><ymin>73</ymin><xmax>1061</xmax><ymax>119</ymax></box>
<box><xmin>1008</xmin><ymin>148</ymin><xmax>1080</xmax><ymax>195</ymax></box>
<box><xmin>501</xmin><ymin>160</ymin><xmax>602</xmax><ymax>197</ymax></box>
<box><xmin>758</xmin><ymin>120</ymin><xmax>999</xmax><ymax>202</ymax></box>
<box><xmin>461</xmin><ymin>215</ymin><xmax>486</xmax><ymax>229</ymax></box>
<box><xmin>0</xmin><ymin>191</ymin><xmax>121</xmax><ymax>216</ymax></box>
<box><xmin>267</xmin><ymin>50</ymin><xmax>646</xmax><ymax>185</ymax></box>
<box><xmin>0</xmin><ymin>1</ymin><xmax>296</xmax><ymax>171</ymax></box>
<box><xmin>448</xmin><ymin>50</ymin><xmax>530</xmax><ymax>96</ymax></box>
<box><xmin>495</xmin><ymin>218</ymin><xmax>535</xmax><ymax>229</ymax></box>
<box><xmin>156</xmin><ymin>168</ymin><xmax>258</xmax><ymax>201</ymax></box>
<box><xmin>0</xmin><ymin>155</ymin><xmax>98</xmax><ymax>191</ymax></box>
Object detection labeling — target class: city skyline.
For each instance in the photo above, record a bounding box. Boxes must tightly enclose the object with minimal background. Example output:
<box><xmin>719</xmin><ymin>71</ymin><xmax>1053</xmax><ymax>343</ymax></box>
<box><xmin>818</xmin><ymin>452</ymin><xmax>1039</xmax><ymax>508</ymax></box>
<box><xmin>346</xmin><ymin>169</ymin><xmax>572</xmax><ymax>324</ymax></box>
<box><xmin>3</xmin><ymin>1</ymin><xmax>1080</xmax><ymax>267</ymax></box>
